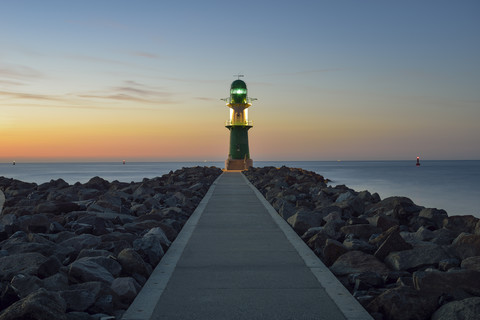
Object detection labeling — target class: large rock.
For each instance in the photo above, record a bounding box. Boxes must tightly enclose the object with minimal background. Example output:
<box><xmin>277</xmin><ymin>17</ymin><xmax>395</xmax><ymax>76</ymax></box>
<box><xmin>385</xmin><ymin>242</ymin><xmax>451</xmax><ymax>271</ymax></box>
<box><xmin>340</xmin><ymin>224</ymin><xmax>382</xmax><ymax>240</ymax></box>
<box><xmin>75</xmin><ymin>256</ymin><xmax>121</xmax><ymax>278</ymax></box>
<box><xmin>443</xmin><ymin>215</ymin><xmax>479</xmax><ymax>235</ymax></box>
<box><xmin>431</xmin><ymin>297</ymin><xmax>480</xmax><ymax>320</ymax></box>
<box><xmin>0</xmin><ymin>252</ymin><xmax>47</xmax><ymax>281</ymax></box>
<box><xmin>461</xmin><ymin>256</ymin><xmax>480</xmax><ymax>271</ymax></box>
<box><xmin>413</xmin><ymin>269</ymin><xmax>480</xmax><ymax>297</ymax></box>
<box><xmin>323</xmin><ymin>239</ymin><xmax>348</xmax><ymax>266</ymax></box>
<box><xmin>0</xmin><ymin>190</ymin><xmax>5</xmax><ymax>215</ymax></box>
<box><xmin>110</xmin><ymin>277</ymin><xmax>140</xmax><ymax>304</ymax></box>
<box><xmin>418</xmin><ymin>208</ymin><xmax>448</xmax><ymax>229</ymax></box>
<box><xmin>117</xmin><ymin>248</ymin><xmax>151</xmax><ymax>278</ymax></box>
<box><xmin>60</xmin><ymin>281</ymin><xmax>103</xmax><ymax>312</ymax></box>
<box><xmin>367</xmin><ymin>286</ymin><xmax>438</xmax><ymax>320</ymax></box>
<box><xmin>451</xmin><ymin>233</ymin><xmax>480</xmax><ymax>259</ymax></box>
<box><xmin>287</xmin><ymin>210</ymin><xmax>324</xmax><ymax>235</ymax></box>
<box><xmin>374</xmin><ymin>228</ymin><xmax>412</xmax><ymax>261</ymax></box>
<box><xmin>133</xmin><ymin>233</ymin><xmax>165</xmax><ymax>267</ymax></box>
<box><xmin>68</xmin><ymin>259</ymin><xmax>115</xmax><ymax>284</ymax></box>
<box><xmin>59</xmin><ymin>234</ymin><xmax>101</xmax><ymax>253</ymax></box>
<box><xmin>0</xmin><ymin>288</ymin><xmax>67</xmax><ymax>320</ymax></box>
<box><xmin>330</xmin><ymin>251</ymin><xmax>390</xmax><ymax>276</ymax></box>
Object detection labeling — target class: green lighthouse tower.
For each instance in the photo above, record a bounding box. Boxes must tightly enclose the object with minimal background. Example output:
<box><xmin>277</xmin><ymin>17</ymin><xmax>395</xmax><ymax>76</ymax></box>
<box><xmin>224</xmin><ymin>77</ymin><xmax>254</xmax><ymax>170</ymax></box>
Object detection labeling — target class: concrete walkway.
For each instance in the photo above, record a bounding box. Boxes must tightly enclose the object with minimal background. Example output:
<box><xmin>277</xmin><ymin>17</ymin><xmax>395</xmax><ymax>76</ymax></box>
<box><xmin>122</xmin><ymin>172</ymin><xmax>373</xmax><ymax>320</ymax></box>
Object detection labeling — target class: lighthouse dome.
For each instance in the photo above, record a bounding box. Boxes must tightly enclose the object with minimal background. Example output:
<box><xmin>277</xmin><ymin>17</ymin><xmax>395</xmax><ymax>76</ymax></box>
<box><xmin>230</xmin><ymin>80</ymin><xmax>247</xmax><ymax>103</ymax></box>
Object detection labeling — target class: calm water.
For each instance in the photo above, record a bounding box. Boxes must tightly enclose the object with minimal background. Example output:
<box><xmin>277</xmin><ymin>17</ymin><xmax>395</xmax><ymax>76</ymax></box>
<box><xmin>0</xmin><ymin>160</ymin><xmax>478</xmax><ymax>218</ymax></box>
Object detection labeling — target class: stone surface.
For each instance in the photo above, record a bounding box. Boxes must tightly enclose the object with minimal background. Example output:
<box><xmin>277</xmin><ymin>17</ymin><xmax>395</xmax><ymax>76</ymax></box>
<box><xmin>330</xmin><ymin>250</ymin><xmax>390</xmax><ymax>276</ymax></box>
<box><xmin>374</xmin><ymin>229</ymin><xmax>412</xmax><ymax>261</ymax></box>
<box><xmin>117</xmin><ymin>248</ymin><xmax>151</xmax><ymax>278</ymax></box>
<box><xmin>413</xmin><ymin>269</ymin><xmax>480</xmax><ymax>297</ymax></box>
<box><xmin>340</xmin><ymin>224</ymin><xmax>382</xmax><ymax>240</ymax></box>
<box><xmin>367</xmin><ymin>286</ymin><xmax>438</xmax><ymax>320</ymax></box>
<box><xmin>322</xmin><ymin>239</ymin><xmax>348</xmax><ymax>266</ymax></box>
<box><xmin>443</xmin><ymin>215</ymin><xmax>479</xmax><ymax>235</ymax></box>
<box><xmin>431</xmin><ymin>297</ymin><xmax>480</xmax><ymax>320</ymax></box>
<box><xmin>0</xmin><ymin>190</ymin><xmax>5</xmax><ymax>215</ymax></box>
<box><xmin>0</xmin><ymin>288</ymin><xmax>67</xmax><ymax>320</ymax></box>
<box><xmin>68</xmin><ymin>259</ymin><xmax>115</xmax><ymax>284</ymax></box>
<box><xmin>418</xmin><ymin>208</ymin><xmax>448</xmax><ymax>229</ymax></box>
<box><xmin>385</xmin><ymin>243</ymin><xmax>450</xmax><ymax>271</ymax></box>
<box><xmin>461</xmin><ymin>256</ymin><xmax>480</xmax><ymax>271</ymax></box>
<box><xmin>286</xmin><ymin>210</ymin><xmax>323</xmax><ymax>235</ymax></box>
<box><xmin>110</xmin><ymin>277</ymin><xmax>140</xmax><ymax>304</ymax></box>
<box><xmin>451</xmin><ymin>233</ymin><xmax>480</xmax><ymax>259</ymax></box>
<box><xmin>0</xmin><ymin>252</ymin><xmax>47</xmax><ymax>281</ymax></box>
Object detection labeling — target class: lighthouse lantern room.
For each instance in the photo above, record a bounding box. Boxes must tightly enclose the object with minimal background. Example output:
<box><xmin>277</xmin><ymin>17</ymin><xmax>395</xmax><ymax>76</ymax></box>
<box><xmin>224</xmin><ymin>77</ymin><xmax>254</xmax><ymax>170</ymax></box>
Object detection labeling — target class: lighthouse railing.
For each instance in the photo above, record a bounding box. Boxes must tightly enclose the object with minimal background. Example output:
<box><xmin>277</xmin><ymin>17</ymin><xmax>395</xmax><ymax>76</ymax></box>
<box><xmin>225</xmin><ymin>120</ymin><xmax>253</xmax><ymax>126</ymax></box>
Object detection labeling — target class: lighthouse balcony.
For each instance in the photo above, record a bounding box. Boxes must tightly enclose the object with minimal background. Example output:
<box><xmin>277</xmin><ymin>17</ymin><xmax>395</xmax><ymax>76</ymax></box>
<box><xmin>225</xmin><ymin>120</ymin><xmax>253</xmax><ymax>126</ymax></box>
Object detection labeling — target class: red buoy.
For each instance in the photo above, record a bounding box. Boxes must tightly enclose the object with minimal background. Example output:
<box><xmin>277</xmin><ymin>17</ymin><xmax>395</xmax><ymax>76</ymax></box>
<box><xmin>416</xmin><ymin>157</ymin><xmax>420</xmax><ymax>166</ymax></box>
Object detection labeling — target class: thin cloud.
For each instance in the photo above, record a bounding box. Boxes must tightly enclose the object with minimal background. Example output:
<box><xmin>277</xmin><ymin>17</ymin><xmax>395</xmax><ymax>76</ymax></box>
<box><xmin>131</xmin><ymin>51</ymin><xmax>160</xmax><ymax>59</ymax></box>
<box><xmin>0</xmin><ymin>90</ymin><xmax>61</xmax><ymax>101</ymax></box>
<box><xmin>258</xmin><ymin>69</ymin><xmax>342</xmax><ymax>77</ymax></box>
<box><xmin>0</xmin><ymin>64</ymin><xmax>43</xmax><ymax>80</ymax></box>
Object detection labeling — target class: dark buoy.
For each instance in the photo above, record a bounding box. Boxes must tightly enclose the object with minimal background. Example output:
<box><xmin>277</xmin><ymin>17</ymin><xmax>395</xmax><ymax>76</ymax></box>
<box><xmin>123</xmin><ymin>160</ymin><xmax>126</xmax><ymax>165</ymax></box>
<box><xmin>12</xmin><ymin>161</ymin><xmax>15</xmax><ymax>166</ymax></box>
<box><xmin>416</xmin><ymin>156</ymin><xmax>420</xmax><ymax>166</ymax></box>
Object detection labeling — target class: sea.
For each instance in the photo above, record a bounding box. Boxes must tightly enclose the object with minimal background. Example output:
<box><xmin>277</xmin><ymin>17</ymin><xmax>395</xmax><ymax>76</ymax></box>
<box><xmin>0</xmin><ymin>160</ymin><xmax>478</xmax><ymax>218</ymax></box>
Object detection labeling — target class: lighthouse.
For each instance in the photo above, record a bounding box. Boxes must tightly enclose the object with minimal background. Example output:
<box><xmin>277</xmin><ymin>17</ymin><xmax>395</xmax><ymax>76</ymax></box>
<box><xmin>224</xmin><ymin>77</ymin><xmax>255</xmax><ymax>170</ymax></box>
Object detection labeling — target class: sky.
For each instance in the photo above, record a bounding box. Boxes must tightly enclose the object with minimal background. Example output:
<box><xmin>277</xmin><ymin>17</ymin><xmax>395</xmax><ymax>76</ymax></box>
<box><xmin>1</xmin><ymin>0</ymin><xmax>479</xmax><ymax>162</ymax></box>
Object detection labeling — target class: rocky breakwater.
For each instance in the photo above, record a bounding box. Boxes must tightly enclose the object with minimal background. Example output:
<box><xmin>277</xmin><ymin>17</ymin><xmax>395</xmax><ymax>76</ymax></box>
<box><xmin>0</xmin><ymin>166</ymin><xmax>222</xmax><ymax>320</ymax></box>
<box><xmin>244</xmin><ymin>166</ymin><xmax>480</xmax><ymax>320</ymax></box>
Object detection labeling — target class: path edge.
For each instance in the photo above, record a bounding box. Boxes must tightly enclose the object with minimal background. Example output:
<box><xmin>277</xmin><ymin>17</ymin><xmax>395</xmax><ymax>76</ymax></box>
<box><xmin>121</xmin><ymin>173</ymin><xmax>222</xmax><ymax>320</ymax></box>
<box><xmin>241</xmin><ymin>173</ymin><xmax>374</xmax><ymax>320</ymax></box>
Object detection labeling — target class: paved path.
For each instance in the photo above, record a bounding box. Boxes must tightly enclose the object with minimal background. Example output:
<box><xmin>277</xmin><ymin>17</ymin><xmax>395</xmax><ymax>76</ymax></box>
<box><xmin>122</xmin><ymin>172</ymin><xmax>372</xmax><ymax>320</ymax></box>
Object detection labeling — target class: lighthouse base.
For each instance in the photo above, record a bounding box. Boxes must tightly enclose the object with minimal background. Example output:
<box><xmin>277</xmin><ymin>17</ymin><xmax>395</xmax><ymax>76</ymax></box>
<box><xmin>225</xmin><ymin>158</ymin><xmax>253</xmax><ymax>171</ymax></box>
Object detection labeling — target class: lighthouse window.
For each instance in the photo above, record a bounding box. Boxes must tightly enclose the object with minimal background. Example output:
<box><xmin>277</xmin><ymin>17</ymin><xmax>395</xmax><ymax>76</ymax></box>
<box><xmin>231</xmin><ymin>88</ymin><xmax>246</xmax><ymax>94</ymax></box>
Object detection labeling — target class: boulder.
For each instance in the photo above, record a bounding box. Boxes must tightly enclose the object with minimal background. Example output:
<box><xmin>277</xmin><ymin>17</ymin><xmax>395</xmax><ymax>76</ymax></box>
<box><xmin>117</xmin><ymin>248</ymin><xmax>151</xmax><ymax>278</ymax></box>
<box><xmin>385</xmin><ymin>243</ymin><xmax>451</xmax><ymax>271</ymax></box>
<box><xmin>75</xmin><ymin>256</ymin><xmax>121</xmax><ymax>278</ymax></box>
<box><xmin>367</xmin><ymin>286</ymin><xmax>438</xmax><ymax>320</ymax></box>
<box><xmin>133</xmin><ymin>234</ymin><xmax>165</xmax><ymax>267</ymax></box>
<box><xmin>418</xmin><ymin>208</ymin><xmax>448</xmax><ymax>229</ymax></box>
<box><xmin>0</xmin><ymin>288</ymin><xmax>67</xmax><ymax>320</ymax></box>
<box><xmin>306</xmin><ymin>230</ymin><xmax>329</xmax><ymax>255</ymax></box>
<box><xmin>374</xmin><ymin>228</ymin><xmax>412</xmax><ymax>261</ymax></box>
<box><xmin>431</xmin><ymin>297</ymin><xmax>480</xmax><ymax>320</ymax></box>
<box><xmin>60</xmin><ymin>281</ymin><xmax>103</xmax><ymax>312</ymax></box>
<box><xmin>451</xmin><ymin>233</ymin><xmax>480</xmax><ymax>259</ymax></box>
<box><xmin>10</xmin><ymin>274</ymin><xmax>43</xmax><ymax>298</ymax></box>
<box><xmin>110</xmin><ymin>277</ymin><xmax>140</xmax><ymax>304</ymax></box>
<box><xmin>349</xmin><ymin>272</ymin><xmax>384</xmax><ymax>291</ymax></box>
<box><xmin>287</xmin><ymin>210</ymin><xmax>323</xmax><ymax>235</ymax></box>
<box><xmin>37</xmin><ymin>255</ymin><xmax>63</xmax><ymax>278</ymax></box>
<box><xmin>68</xmin><ymin>259</ymin><xmax>115</xmax><ymax>284</ymax></box>
<box><xmin>461</xmin><ymin>256</ymin><xmax>480</xmax><ymax>271</ymax></box>
<box><xmin>370</xmin><ymin>214</ymin><xmax>399</xmax><ymax>231</ymax></box>
<box><xmin>413</xmin><ymin>269</ymin><xmax>480</xmax><ymax>297</ymax></box>
<box><xmin>323</xmin><ymin>239</ymin><xmax>348</xmax><ymax>266</ymax></box>
<box><xmin>59</xmin><ymin>234</ymin><xmax>101</xmax><ymax>253</ymax></box>
<box><xmin>0</xmin><ymin>190</ymin><xmax>5</xmax><ymax>215</ymax></box>
<box><xmin>343</xmin><ymin>238</ymin><xmax>376</xmax><ymax>254</ymax></box>
<box><xmin>0</xmin><ymin>252</ymin><xmax>47</xmax><ymax>281</ymax></box>
<box><xmin>443</xmin><ymin>215</ymin><xmax>479</xmax><ymax>235</ymax></box>
<box><xmin>438</xmin><ymin>258</ymin><xmax>460</xmax><ymax>271</ymax></box>
<box><xmin>340</xmin><ymin>224</ymin><xmax>382</xmax><ymax>240</ymax></box>
<box><xmin>330</xmin><ymin>251</ymin><xmax>390</xmax><ymax>276</ymax></box>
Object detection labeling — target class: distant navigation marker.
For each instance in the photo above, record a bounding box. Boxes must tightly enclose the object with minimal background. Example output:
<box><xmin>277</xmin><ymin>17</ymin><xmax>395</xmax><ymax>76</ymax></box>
<box><xmin>224</xmin><ymin>77</ymin><xmax>254</xmax><ymax>170</ymax></box>
<box><xmin>416</xmin><ymin>157</ymin><xmax>421</xmax><ymax>166</ymax></box>
<box><xmin>12</xmin><ymin>161</ymin><xmax>15</xmax><ymax>166</ymax></box>
<box><xmin>123</xmin><ymin>160</ymin><xmax>126</xmax><ymax>165</ymax></box>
